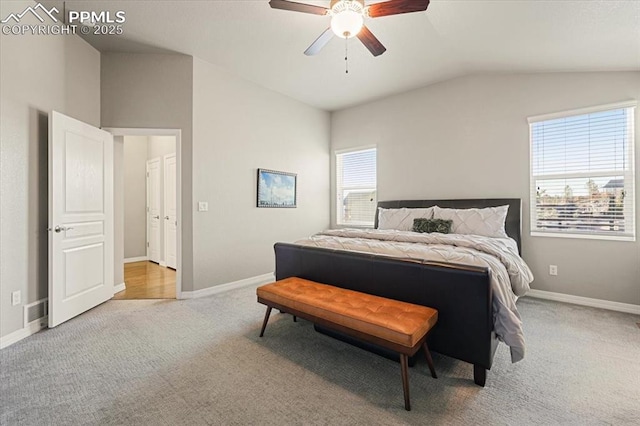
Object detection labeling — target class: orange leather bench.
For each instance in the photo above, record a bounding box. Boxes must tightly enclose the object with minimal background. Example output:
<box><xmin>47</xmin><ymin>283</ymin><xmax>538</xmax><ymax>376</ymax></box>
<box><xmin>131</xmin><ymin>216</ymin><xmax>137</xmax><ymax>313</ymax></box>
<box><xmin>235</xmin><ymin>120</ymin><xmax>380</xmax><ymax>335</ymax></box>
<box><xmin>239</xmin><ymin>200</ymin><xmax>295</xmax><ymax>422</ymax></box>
<box><xmin>257</xmin><ymin>277</ymin><xmax>438</xmax><ymax>411</ymax></box>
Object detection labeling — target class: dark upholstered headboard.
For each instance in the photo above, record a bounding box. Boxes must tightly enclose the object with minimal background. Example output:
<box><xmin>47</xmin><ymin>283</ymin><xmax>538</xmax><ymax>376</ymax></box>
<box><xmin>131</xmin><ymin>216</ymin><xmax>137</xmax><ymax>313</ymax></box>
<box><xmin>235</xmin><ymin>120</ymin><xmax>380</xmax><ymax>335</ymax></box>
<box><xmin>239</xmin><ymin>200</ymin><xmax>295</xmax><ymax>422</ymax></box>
<box><xmin>374</xmin><ymin>199</ymin><xmax>522</xmax><ymax>254</ymax></box>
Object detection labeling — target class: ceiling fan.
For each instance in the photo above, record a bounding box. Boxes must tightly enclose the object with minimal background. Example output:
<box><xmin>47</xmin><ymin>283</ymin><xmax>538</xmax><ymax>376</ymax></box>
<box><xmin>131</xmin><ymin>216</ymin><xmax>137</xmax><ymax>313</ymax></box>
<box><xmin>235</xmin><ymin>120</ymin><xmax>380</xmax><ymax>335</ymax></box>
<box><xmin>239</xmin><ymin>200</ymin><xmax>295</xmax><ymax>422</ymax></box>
<box><xmin>269</xmin><ymin>0</ymin><xmax>430</xmax><ymax>57</ymax></box>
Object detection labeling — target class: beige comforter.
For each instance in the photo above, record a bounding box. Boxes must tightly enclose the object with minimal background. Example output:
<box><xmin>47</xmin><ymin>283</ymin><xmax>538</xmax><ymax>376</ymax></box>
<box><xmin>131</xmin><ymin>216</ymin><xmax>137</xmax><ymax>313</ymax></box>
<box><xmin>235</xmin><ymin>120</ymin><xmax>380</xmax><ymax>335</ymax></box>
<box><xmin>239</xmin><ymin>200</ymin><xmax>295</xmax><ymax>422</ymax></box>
<box><xmin>294</xmin><ymin>228</ymin><xmax>534</xmax><ymax>363</ymax></box>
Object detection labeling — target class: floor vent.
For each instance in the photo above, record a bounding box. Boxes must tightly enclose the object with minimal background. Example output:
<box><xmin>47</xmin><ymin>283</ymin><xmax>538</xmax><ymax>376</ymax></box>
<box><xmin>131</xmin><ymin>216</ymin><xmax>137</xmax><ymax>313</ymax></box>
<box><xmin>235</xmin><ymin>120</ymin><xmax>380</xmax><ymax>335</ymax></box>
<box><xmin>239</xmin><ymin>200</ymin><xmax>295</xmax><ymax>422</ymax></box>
<box><xmin>24</xmin><ymin>298</ymin><xmax>48</xmax><ymax>326</ymax></box>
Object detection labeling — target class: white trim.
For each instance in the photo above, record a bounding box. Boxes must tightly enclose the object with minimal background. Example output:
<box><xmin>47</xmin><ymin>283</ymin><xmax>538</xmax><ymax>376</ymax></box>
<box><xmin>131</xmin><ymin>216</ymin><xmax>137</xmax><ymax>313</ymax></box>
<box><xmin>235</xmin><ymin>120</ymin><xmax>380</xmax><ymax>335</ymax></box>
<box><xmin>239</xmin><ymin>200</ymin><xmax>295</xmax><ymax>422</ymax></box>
<box><xmin>1</xmin><ymin>317</ymin><xmax>48</xmax><ymax>350</ymax></box>
<box><xmin>626</xmin><ymin>106</ymin><xmax>637</xmax><ymax>237</ymax></box>
<box><xmin>527</xmin><ymin>100</ymin><xmax>637</xmax><ymax>123</ymax></box>
<box><xmin>181</xmin><ymin>273</ymin><xmax>275</xmax><ymax>299</ymax></box>
<box><xmin>526</xmin><ymin>289</ymin><xmax>640</xmax><ymax>315</ymax></box>
<box><xmin>103</xmin><ymin>127</ymin><xmax>180</xmax><ymax>136</ymax></box>
<box><xmin>334</xmin><ymin>145</ymin><xmax>377</xmax><ymax>155</ymax></box>
<box><xmin>159</xmin><ymin>261</ymin><xmax>167</xmax><ymax>267</ymax></box>
<box><xmin>124</xmin><ymin>256</ymin><xmax>148</xmax><ymax>263</ymax></box>
<box><xmin>114</xmin><ymin>282</ymin><xmax>126</xmax><ymax>293</ymax></box>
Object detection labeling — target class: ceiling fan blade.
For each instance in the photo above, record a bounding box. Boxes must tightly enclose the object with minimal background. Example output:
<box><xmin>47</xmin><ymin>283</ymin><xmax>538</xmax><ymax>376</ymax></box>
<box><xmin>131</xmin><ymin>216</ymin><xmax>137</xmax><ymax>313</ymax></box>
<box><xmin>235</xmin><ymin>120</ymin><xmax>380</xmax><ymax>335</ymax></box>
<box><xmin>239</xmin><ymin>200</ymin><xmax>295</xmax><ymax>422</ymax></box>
<box><xmin>367</xmin><ymin>0</ymin><xmax>430</xmax><ymax>18</ymax></box>
<box><xmin>269</xmin><ymin>0</ymin><xmax>329</xmax><ymax>15</ymax></box>
<box><xmin>304</xmin><ymin>28</ymin><xmax>334</xmax><ymax>56</ymax></box>
<box><xmin>357</xmin><ymin>25</ymin><xmax>386</xmax><ymax>57</ymax></box>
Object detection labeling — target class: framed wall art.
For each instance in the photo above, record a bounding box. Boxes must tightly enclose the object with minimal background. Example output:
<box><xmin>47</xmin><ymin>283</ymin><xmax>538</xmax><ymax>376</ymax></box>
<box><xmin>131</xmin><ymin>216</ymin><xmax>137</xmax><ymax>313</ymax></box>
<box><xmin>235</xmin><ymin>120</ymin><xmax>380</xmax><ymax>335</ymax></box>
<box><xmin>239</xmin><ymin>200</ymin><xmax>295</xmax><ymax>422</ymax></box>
<box><xmin>257</xmin><ymin>168</ymin><xmax>297</xmax><ymax>208</ymax></box>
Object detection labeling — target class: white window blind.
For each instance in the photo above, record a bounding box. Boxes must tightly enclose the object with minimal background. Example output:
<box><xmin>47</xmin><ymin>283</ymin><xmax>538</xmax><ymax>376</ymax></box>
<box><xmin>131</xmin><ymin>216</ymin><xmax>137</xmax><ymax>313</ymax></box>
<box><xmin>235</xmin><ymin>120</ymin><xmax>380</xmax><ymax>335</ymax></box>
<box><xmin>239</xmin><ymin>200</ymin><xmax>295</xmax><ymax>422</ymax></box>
<box><xmin>336</xmin><ymin>147</ymin><xmax>377</xmax><ymax>226</ymax></box>
<box><xmin>529</xmin><ymin>102</ymin><xmax>636</xmax><ymax>241</ymax></box>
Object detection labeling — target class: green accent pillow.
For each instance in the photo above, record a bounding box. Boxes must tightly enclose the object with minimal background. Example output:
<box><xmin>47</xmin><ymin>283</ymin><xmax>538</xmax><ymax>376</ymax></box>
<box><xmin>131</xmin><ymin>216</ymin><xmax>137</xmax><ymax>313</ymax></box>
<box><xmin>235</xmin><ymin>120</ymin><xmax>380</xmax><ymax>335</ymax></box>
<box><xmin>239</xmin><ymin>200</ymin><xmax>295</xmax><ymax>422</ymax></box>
<box><xmin>413</xmin><ymin>218</ymin><xmax>453</xmax><ymax>234</ymax></box>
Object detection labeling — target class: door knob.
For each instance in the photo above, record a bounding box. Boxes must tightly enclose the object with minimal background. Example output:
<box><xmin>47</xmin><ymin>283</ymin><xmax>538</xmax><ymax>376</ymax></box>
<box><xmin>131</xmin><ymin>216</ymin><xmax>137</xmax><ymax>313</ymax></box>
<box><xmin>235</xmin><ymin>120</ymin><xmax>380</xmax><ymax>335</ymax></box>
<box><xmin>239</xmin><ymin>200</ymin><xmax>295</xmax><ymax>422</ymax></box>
<box><xmin>53</xmin><ymin>225</ymin><xmax>73</xmax><ymax>233</ymax></box>
<box><xmin>153</xmin><ymin>215</ymin><xmax>160</xmax><ymax>219</ymax></box>
<box><xmin>164</xmin><ymin>216</ymin><xmax>170</xmax><ymax>220</ymax></box>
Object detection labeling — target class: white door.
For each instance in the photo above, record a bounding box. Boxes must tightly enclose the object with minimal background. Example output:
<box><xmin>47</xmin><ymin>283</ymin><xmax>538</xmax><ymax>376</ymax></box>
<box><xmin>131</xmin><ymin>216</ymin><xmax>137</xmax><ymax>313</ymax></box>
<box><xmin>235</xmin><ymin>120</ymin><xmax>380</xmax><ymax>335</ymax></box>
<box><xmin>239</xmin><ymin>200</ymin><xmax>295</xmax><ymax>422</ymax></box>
<box><xmin>164</xmin><ymin>154</ymin><xmax>177</xmax><ymax>269</ymax></box>
<box><xmin>49</xmin><ymin>111</ymin><xmax>114</xmax><ymax>328</ymax></box>
<box><xmin>146</xmin><ymin>158</ymin><xmax>161</xmax><ymax>263</ymax></box>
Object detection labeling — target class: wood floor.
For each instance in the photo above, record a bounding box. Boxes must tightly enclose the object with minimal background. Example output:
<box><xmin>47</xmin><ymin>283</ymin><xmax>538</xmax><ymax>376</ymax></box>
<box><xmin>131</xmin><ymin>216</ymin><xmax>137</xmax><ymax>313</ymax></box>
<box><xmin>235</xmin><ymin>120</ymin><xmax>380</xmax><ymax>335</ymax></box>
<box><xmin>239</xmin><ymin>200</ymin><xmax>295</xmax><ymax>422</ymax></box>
<box><xmin>114</xmin><ymin>261</ymin><xmax>176</xmax><ymax>299</ymax></box>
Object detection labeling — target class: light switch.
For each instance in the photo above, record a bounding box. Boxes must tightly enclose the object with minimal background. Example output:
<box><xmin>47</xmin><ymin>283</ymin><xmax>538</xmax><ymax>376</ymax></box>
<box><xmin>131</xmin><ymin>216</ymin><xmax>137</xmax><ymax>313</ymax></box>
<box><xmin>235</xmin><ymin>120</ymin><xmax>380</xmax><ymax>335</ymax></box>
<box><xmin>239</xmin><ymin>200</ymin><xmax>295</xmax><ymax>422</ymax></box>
<box><xmin>198</xmin><ymin>201</ymin><xmax>209</xmax><ymax>212</ymax></box>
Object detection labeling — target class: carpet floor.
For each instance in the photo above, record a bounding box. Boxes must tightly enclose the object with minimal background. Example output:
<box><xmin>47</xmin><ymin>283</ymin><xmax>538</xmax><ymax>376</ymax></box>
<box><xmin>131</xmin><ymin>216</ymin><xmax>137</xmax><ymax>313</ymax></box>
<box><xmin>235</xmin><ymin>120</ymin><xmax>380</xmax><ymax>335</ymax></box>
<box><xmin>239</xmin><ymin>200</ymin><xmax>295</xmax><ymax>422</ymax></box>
<box><xmin>1</xmin><ymin>285</ymin><xmax>639</xmax><ymax>425</ymax></box>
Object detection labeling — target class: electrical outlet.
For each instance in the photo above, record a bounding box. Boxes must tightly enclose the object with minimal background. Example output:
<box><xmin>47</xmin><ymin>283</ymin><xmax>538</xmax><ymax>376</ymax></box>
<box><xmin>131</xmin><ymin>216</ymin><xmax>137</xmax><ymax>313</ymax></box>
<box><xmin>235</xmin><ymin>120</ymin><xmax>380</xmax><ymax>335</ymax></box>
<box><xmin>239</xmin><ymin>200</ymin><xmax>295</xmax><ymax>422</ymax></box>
<box><xmin>549</xmin><ymin>265</ymin><xmax>558</xmax><ymax>276</ymax></box>
<box><xmin>11</xmin><ymin>291</ymin><xmax>21</xmax><ymax>306</ymax></box>
<box><xmin>198</xmin><ymin>201</ymin><xmax>208</xmax><ymax>212</ymax></box>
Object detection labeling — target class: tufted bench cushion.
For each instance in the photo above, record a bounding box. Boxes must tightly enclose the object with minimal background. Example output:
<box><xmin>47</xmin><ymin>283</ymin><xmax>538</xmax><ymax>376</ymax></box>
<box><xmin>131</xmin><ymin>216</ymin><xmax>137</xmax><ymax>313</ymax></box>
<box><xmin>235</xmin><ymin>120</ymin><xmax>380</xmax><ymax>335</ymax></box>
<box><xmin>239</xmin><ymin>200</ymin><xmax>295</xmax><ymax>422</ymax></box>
<box><xmin>257</xmin><ymin>277</ymin><xmax>438</xmax><ymax>411</ymax></box>
<box><xmin>257</xmin><ymin>277</ymin><xmax>437</xmax><ymax>348</ymax></box>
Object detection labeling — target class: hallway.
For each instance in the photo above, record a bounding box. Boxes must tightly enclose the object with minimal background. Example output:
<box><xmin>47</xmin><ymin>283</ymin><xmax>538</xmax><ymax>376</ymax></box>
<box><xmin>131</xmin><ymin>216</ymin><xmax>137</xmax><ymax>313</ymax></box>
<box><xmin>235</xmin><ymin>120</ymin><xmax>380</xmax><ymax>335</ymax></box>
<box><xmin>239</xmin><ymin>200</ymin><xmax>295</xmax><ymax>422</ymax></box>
<box><xmin>114</xmin><ymin>261</ymin><xmax>176</xmax><ymax>299</ymax></box>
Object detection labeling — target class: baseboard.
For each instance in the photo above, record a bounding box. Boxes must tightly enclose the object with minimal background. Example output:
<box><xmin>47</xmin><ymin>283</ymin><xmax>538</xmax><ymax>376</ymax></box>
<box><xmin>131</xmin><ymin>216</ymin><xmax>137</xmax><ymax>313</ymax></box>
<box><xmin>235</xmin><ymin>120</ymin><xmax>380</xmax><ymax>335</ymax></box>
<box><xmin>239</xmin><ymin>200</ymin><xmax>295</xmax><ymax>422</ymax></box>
<box><xmin>114</xmin><ymin>282</ymin><xmax>126</xmax><ymax>293</ymax></box>
<box><xmin>526</xmin><ymin>289</ymin><xmax>640</xmax><ymax>315</ymax></box>
<box><xmin>160</xmin><ymin>261</ymin><xmax>167</xmax><ymax>267</ymax></box>
<box><xmin>124</xmin><ymin>256</ymin><xmax>148</xmax><ymax>263</ymax></box>
<box><xmin>0</xmin><ymin>316</ymin><xmax>48</xmax><ymax>350</ymax></box>
<box><xmin>180</xmin><ymin>272</ymin><xmax>275</xmax><ymax>299</ymax></box>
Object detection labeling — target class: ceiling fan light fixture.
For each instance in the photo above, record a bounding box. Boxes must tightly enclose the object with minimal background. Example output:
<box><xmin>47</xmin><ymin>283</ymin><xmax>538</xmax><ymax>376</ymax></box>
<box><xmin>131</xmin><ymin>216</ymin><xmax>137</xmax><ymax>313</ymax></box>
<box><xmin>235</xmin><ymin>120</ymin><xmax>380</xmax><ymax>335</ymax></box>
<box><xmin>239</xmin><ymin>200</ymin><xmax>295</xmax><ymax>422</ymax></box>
<box><xmin>270</xmin><ymin>0</ymin><xmax>430</xmax><ymax>57</ymax></box>
<box><xmin>330</xmin><ymin>0</ymin><xmax>364</xmax><ymax>39</ymax></box>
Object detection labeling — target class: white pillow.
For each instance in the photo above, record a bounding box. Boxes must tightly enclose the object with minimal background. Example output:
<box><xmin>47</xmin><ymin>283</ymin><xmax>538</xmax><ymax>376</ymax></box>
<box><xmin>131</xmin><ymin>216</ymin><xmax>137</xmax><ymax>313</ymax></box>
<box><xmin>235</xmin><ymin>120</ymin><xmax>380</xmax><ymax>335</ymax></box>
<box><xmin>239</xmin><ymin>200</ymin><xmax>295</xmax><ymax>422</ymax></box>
<box><xmin>433</xmin><ymin>205</ymin><xmax>509</xmax><ymax>238</ymax></box>
<box><xmin>377</xmin><ymin>207</ymin><xmax>435</xmax><ymax>231</ymax></box>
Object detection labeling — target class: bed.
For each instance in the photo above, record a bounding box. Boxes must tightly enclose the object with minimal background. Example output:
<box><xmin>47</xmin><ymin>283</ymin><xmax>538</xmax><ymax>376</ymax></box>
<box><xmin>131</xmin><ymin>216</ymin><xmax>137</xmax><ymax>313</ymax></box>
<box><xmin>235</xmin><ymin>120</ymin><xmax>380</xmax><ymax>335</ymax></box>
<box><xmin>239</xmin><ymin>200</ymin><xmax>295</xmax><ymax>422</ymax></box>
<box><xmin>273</xmin><ymin>198</ymin><xmax>532</xmax><ymax>386</ymax></box>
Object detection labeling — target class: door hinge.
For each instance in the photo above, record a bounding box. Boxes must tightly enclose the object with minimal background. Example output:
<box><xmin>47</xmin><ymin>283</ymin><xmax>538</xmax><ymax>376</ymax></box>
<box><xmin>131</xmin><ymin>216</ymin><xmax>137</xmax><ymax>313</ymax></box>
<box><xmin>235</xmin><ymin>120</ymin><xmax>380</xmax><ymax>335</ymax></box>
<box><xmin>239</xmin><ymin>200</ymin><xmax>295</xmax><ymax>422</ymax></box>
<box><xmin>147</xmin><ymin>242</ymin><xmax>149</xmax><ymax>247</ymax></box>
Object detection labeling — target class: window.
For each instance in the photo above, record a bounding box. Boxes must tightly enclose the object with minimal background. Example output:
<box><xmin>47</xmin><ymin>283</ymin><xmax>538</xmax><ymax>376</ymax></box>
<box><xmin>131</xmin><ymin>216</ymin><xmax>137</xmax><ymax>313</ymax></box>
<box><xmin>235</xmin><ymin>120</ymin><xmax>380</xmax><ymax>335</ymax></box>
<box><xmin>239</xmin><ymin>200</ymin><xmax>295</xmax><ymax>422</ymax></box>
<box><xmin>336</xmin><ymin>147</ymin><xmax>377</xmax><ymax>227</ymax></box>
<box><xmin>529</xmin><ymin>101</ymin><xmax>636</xmax><ymax>241</ymax></box>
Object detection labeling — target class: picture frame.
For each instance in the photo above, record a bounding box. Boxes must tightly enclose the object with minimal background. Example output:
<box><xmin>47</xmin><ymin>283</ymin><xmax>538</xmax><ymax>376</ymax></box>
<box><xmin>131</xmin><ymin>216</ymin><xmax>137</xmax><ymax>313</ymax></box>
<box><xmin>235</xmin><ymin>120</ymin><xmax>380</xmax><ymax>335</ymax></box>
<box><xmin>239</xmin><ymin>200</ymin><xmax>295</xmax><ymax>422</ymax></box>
<box><xmin>257</xmin><ymin>168</ymin><xmax>297</xmax><ymax>208</ymax></box>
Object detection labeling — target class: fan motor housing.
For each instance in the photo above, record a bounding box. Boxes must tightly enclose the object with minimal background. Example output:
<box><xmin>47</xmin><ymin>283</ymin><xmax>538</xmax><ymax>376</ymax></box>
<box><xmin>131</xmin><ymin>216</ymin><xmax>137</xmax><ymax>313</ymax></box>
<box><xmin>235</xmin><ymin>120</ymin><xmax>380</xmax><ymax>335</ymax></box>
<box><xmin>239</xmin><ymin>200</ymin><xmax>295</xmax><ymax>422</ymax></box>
<box><xmin>330</xmin><ymin>0</ymin><xmax>365</xmax><ymax>12</ymax></box>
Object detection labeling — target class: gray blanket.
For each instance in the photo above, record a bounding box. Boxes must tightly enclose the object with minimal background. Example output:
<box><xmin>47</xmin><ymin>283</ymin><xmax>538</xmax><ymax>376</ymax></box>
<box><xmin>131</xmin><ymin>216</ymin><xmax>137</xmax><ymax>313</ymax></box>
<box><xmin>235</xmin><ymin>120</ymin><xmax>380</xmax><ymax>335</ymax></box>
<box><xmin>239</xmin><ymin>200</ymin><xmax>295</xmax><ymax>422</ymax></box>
<box><xmin>295</xmin><ymin>228</ymin><xmax>534</xmax><ymax>362</ymax></box>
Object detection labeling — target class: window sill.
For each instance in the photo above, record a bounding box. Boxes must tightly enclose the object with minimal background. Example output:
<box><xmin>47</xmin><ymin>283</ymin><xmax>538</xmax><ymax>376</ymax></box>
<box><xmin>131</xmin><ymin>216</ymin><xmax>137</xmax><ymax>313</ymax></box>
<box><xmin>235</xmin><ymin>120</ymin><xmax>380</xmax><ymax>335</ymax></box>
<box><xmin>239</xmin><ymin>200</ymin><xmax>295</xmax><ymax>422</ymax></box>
<box><xmin>531</xmin><ymin>231</ymin><xmax>636</xmax><ymax>242</ymax></box>
<box><xmin>335</xmin><ymin>224</ymin><xmax>374</xmax><ymax>229</ymax></box>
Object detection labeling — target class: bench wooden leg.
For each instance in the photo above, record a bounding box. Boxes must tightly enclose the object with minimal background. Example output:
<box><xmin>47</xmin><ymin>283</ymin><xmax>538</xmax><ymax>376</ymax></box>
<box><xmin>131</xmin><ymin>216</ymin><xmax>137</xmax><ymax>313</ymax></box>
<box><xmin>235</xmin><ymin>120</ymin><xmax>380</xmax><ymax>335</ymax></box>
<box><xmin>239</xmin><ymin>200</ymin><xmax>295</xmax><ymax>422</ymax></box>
<box><xmin>422</xmin><ymin>341</ymin><xmax>437</xmax><ymax>379</ymax></box>
<box><xmin>400</xmin><ymin>354</ymin><xmax>411</xmax><ymax>411</ymax></box>
<box><xmin>259</xmin><ymin>306</ymin><xmax>272</xmax><ymax>337</ymax></box>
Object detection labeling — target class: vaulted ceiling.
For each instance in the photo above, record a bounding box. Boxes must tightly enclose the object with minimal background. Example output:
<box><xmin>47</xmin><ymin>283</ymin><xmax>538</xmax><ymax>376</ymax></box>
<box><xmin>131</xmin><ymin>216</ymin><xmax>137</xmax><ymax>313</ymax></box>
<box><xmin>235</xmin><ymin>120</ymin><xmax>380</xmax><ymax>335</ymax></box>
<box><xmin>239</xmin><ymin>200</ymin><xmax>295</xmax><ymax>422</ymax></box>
<box><xmin>48</xmin><ymin>1</ymin><xmax>640</xmax><ymax>111</ymax></box>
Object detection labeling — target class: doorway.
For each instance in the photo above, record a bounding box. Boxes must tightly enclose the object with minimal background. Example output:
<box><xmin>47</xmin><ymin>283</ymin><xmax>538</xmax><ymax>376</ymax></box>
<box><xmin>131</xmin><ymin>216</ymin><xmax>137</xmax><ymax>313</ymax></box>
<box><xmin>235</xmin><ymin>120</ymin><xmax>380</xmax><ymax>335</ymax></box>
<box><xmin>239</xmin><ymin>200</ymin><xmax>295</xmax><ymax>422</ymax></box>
<box><xmin>107</xmin><ymin>128</ymin><xmax>182</xmax><ymax>300</ymax></box>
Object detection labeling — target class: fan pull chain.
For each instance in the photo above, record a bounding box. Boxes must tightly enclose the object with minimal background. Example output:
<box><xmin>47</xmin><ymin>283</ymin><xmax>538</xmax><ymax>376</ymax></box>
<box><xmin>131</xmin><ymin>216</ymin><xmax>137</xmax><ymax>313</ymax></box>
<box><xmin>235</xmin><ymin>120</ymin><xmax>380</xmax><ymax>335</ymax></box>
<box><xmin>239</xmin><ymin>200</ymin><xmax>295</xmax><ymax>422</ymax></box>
<box><xmin>345</xmin><ymin>38</ymin><xmax>349</xmax><ymax>74</ymax></box>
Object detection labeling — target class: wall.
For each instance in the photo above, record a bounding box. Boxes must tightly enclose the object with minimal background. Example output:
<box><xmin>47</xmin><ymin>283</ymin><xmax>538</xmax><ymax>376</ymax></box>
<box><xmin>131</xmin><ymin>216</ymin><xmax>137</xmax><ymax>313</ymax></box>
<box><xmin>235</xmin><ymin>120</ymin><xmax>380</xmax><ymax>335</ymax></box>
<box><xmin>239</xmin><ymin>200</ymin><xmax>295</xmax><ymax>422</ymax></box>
<box><xmin>192</xmin><ymin>58</ymin><xmax>330</xmax><ymax>290</ymax></box>
<box><xmin>123</xmin><ymin>136</ymin><xmax>148</xmax><ymax>259</ymax></box>
<box><xmin>148</xmin><ymin>136</ymin><xmax>176</xmax><ymax>159</ymax></box>
<box><xmin>331</xmin><ymin>72</ymin><xmax>640</xmax><ymax>306</ymax></box>
<box><xmin>101</xmin><ymin>53</ymin><xmax>194</xmax><ymax>289</ymax></box>
<box><xmin>104</xmin><ymin>54</ymin><xmax>327</xmax><ymax>291</ymax></box>
<box><xmin>0</xmin><ymin>0</ymin><xmax>101</xmax><ymax>339</ymax></box>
